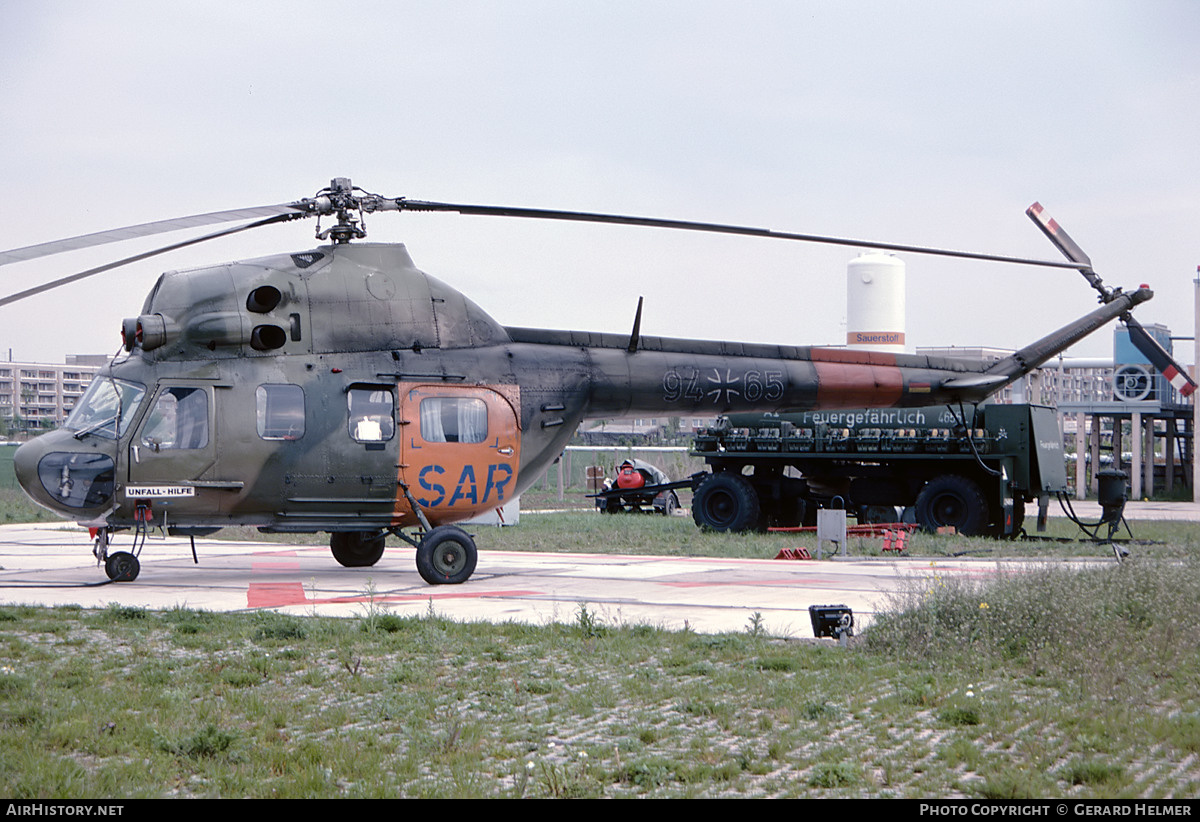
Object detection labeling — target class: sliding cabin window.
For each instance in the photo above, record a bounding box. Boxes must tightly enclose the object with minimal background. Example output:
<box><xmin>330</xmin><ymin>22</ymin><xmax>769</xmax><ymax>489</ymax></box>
<box><xmin>256</xmin><ymin>384</ymin><xmax>305</xmax><ymax>440</ymax></box>
<box><xmin>348</xmin><ymin>386</ymin><xmax>395</xmax><ymax>443</ymax></box>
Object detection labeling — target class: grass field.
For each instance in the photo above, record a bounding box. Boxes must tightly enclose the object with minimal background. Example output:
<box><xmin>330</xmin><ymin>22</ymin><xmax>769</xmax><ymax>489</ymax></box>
<box><xmin>1</xmin><ymin>556</ymin><xmax>1198</xmax><ymax>799</ymax></box>
<box><xmin>1</xmin><ymin>487</ymin><xmax>1199</xmax><ymax>797</ymax></box>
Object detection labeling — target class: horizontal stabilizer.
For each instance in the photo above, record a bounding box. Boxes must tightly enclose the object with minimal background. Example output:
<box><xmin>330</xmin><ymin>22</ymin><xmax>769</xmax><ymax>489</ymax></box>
<box><xmin>939</xmin><ymin>374</ymin><xmax>1010</xmax><ymax>391</ymax></box>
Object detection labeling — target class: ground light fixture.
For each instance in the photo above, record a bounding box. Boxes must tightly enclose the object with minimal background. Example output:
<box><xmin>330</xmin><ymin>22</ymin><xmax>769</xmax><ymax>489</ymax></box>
<box><xmin>809</xmin><ymin>604</ymin><xmax>854</xmax><ymax>641</ymax></box>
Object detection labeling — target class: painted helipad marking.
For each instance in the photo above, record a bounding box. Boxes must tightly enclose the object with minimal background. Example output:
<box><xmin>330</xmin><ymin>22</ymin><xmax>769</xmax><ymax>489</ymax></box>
<box><xmin>251</xmin><ymin>561</ymin><xmax>301</xmax><ymax>572</ymax></box>
<box><xmin>247</xmin><ymin>582</ymin><xmax>306</xmax><ymax>608</ymax></box>
<box><xmin>659</xmin><ymin>576</ymin><xmax>854</xmax><ymax>588</ymax></box>
<box><xmin>244</xmin><ymin>581</ymin><xmax>543</xmax><ymax>609</ymax></box>
<box><xmin>312</xmin><ymin>589</ymin><xmax>543</xmax><ymax>605</ymax></box>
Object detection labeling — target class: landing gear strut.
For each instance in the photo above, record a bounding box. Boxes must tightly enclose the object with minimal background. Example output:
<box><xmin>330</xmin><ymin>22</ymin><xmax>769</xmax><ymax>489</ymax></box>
<box><xmin>395</xmin><ymin>480</ymin><xmax>479</xmax><ymax>585</ymax></box>
<box><xmin>93</xmin><ymin>528</ymin><xmax>141</xmax><ymax>582</ymax></box>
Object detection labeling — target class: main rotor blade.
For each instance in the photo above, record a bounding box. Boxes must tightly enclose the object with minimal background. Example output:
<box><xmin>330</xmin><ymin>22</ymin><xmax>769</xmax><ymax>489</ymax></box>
<box><xmin>0</xmin><ymin>202</ymin><xmax>308</xmax><ymax>268</ymax></box>
<box><xmin>0</xmin><ymin>213</ymin><xmax>300</xmax><ymax>309</ymax></box>
<box><xmin>1123</xmin><ymin>314</ymin><xmax>1197</xmax><ymax>397</ymax></box>
<box><xmin>397</xmin><ymin>199</ymin><xmax>1090</xmax><ymax>271</ymax></box>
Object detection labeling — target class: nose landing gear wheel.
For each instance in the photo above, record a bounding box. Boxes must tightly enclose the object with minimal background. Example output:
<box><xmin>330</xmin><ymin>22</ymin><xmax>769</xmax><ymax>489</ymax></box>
<box><xmin>415</xmin><ymin>526</ymin><xmax>477</xmax><ymax>585</ymax></box>
<box><xmin>104</xmin><ymin>551</ymin><xmax>140</xmax><ymax>582</ymax></box>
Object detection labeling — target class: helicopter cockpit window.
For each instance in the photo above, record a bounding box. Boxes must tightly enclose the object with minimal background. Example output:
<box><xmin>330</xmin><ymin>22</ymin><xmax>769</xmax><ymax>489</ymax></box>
<box><xmin>64</xmin><ymin>377</ymin><xmax>146</xmax><ymax>440</ymax></box>
<box><xmin>348</xmin><ymin>387</ymin><xmax>395</xmax><ymax>443</ymax></box>
<box><xmin>256</xmin><ymin>384</ymin><xmax>305</xmax><ymax>440</ymax></box>
<box><xmin>140</xmin><ymin>387</ymin><xmax>209</xmax><ymax>451</ymax></box>
<box><xmin>419</xmin><ymin>397</ymin><xmax>488</xmax><ymax>444</ymax></box>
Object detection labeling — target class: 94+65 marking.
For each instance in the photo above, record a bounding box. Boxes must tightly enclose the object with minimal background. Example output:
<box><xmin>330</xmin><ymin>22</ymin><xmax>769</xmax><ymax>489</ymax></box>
<box><xmin>662</xmin><ymin>367</ymin><xmax>784</xmax><ymax>405</ymax></box>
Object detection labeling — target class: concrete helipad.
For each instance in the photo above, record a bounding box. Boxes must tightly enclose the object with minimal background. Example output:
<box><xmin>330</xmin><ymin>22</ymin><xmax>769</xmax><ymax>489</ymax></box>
<box><xmin>1046</xmin><ymin>498</ymin><xmax>1200</xmax><ymax>522</ymax></box>
<box><xmin>0</xmin><ymin>514</ymin><xmax>1146</xmax><ymax>636</ymax></box>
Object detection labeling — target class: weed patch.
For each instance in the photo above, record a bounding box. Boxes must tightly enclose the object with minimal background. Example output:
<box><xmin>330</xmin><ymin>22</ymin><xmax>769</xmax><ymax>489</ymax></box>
<box><xmin>1059</xmin><ymin>757</ymin><xmax>1125</xmax><ymax>788</ymax></box>
<box><xmin>252</xmin><ymin>613</ymin><xmax>307</xmax><ymax>641</ymax></box>
<box><xmin>808</xmin><ymin>761</ymin><xmax>860</xmax><ymax>788</ymax></box>
<box><xmin>160</xmin><ymin>723</ymin><xmax>237</xmax><ymax>760</ymax></box>
<box><xmin>939</xmin><ymin>705</ymin><xmax>981</xmax><ymax>727</ymax></box>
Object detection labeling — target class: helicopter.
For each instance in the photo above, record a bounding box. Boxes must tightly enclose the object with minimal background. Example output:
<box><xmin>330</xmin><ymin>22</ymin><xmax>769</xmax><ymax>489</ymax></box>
<box><xmin>3</xmin><ymin>178</ymin><xmax>1191</xmax><ymax>584</ymax></box>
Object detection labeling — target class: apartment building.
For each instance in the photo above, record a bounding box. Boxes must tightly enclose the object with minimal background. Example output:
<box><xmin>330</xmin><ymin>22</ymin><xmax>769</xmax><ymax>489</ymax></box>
<box><xmin>0</xmin><ymin>355</ymin><xmax>107</xmax><ymax>435</ymax></box>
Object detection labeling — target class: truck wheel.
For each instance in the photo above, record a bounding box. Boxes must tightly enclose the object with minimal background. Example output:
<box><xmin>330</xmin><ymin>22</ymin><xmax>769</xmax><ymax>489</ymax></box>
<box><xmin>915</xmin><ymin>475</ymin><xmax>989</xmax><ymax>536</ymax></box>
<box><xmin>692</xmin><ymin>473</ymin><xmax>760</xmax><ymax>532</ymax></box>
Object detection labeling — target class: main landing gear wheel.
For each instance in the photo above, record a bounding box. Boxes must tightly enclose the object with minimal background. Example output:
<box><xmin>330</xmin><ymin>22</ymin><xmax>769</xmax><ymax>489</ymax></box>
<box><xmin>330</xmin><ymin>531</ymin><xmax>387</xmax><ymax>567</ymax></box>
<box><xmin>415</xmin><ymin>526</ymin><xmax>478</xmax><ymax>585</ymax></box>
<box><xmin>104</xmin><ymin>551</ymin><xmax>140</xmax><ymax>582</ymax></box>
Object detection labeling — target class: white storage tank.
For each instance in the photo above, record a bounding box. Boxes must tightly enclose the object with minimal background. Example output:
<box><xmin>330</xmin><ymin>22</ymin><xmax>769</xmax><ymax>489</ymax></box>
<box><xmin>846</xmin><ymin>251</ymin><xmax>906</xmax><ymax>353</ymax></box>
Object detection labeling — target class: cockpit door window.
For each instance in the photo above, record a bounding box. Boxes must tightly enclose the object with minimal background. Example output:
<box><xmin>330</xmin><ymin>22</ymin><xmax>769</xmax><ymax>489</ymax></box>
<box><xmin>140</xmin><ymin>387</ymin><xmax>209</xmax><ymax>451</ymax></box>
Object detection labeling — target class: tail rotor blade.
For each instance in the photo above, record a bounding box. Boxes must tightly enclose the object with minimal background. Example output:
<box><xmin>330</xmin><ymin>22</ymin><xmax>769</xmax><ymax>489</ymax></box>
<box><xmin>1124</xmin><ymin>314</ymin><xmax>1197</xmax><ymax>398</ymax></box>
<box><xmin>1025</xmin><ymin>202</ymin><xmax>1092</xmax><ymax>268</ymax></box>
<box><xmin>1026</xmin><ymin>202</ymin><xmax>1111</xmax><ymax>299</ymax></box>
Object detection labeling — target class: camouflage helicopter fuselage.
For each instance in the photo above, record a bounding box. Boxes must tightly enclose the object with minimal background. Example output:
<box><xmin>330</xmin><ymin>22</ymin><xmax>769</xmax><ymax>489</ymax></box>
<box><xmin>15</xmin><ymin>242</ymin><xmax>1147</xmax><ymax>543</ymax></box>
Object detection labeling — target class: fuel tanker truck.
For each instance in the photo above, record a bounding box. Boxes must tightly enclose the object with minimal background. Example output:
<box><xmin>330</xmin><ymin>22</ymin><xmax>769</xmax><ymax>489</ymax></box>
<box><xmin>688</xmin><ymin>403</ymin><xmax>1068</xmax><ymax>537</ymax></box>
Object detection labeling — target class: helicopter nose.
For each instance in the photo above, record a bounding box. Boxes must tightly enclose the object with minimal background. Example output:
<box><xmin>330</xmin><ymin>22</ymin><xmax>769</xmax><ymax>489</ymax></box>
<box><xmin>14</xmin><ymin>434</ymin><xmax>117</xmax><ymax>517</ymax></box>
<box><xmin>13</xmin><ymin>439</ymin><xmax>41</xmax><ymax>502</ymax></box>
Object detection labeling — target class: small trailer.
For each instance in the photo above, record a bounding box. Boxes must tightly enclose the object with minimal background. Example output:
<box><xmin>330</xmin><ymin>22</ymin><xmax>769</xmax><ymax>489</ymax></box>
<box><xmin>590</xmin><ymin>458</ymin><xmax>690</xmax><ymax>516</ymax></box>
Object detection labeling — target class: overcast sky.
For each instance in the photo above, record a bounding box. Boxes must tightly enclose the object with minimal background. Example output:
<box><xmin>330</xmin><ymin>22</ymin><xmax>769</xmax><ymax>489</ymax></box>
<box><xmin>1</xmin><ymin>1</ymin><xmax>1197</xmax><ymax>365</ymax></box>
